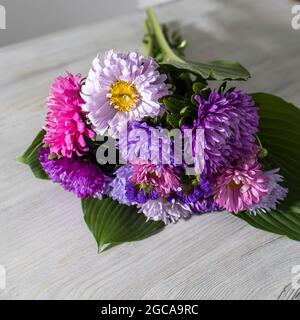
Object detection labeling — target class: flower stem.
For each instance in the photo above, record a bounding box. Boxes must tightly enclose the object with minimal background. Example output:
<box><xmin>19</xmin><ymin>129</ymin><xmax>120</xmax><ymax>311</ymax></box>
<box><xmin>146</xmin><ymin>7</ymin><xmax>181</xmax><ymax>62</ymax></box>
<box><xmin>255</xmin><ymin>134</ymin><xmax>268</xmax><ymax>158</ymax></box>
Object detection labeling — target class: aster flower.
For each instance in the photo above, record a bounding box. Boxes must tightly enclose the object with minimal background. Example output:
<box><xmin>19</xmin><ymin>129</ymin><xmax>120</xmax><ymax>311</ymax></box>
<box><xmin>125</xmin><ymin>182</ymin><xmax>159</xmax><ymax>204</ymax></box>
<box><xmin>138</xmin><ymin>198</ymin><xmax>191</xmax><ymax>224</ymax></box>
<box><xmin>39</xmin><ymin>148</ymin><xmax>108</xmax><ymax>198</ymax></box>
<box><xmin>194</xmin><ymin>89</ymin><xmax>259</xmax><ymax>174</ymax></box>
<box><xmin>81</xmin><ymin>50</ymin><xmax>170</xmax><ymax>136</ymax></box>
<box><xmin>43</xmin><ymin>72</ymin><xmax>95</xmax><ymax>158</ymax></box>
<box><xmin>189</xmin><ymin>197</ymin><xmax>221</xmax><ymax>213</ymax></box>
<box><xmin>213</xmin><ymin>158</ymin><xmax>269</xmax><ymax>214</ymax></box>
<box><xmin>130</xmin><ymin>161</ymin><xmax>181</xmax><ymax>197</ymax></box>
<box><xmin>108</xmin><ymin>165</ymin><xmax>133</xmax><ymax>205</ymax></box>
<box><xmin>176</xmin><ymin>175</ymin><xmax>221</xmax><ymax>213</ymax></box>
<box><xmin>250</xmin><ymin>169</ymin><xmax>288</xmax><ymax>214</ymax></box>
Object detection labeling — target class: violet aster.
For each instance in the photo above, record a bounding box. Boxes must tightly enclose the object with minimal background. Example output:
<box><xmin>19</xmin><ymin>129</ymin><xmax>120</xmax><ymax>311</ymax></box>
<box><xmin>250</xmin><ymin>169</ymin><xmax>288</xmax><ymax>214</ymax></box>
<box><xmin>43</xmin><ymin>72</ymin><xmax>95</xmax><ymax>158</ymax></box>
<box><xmin>213</xmin><ymin>158</ymin><xmax>269</xmax><ymax>214</ymax></box>
<box><xmin>194</xmin><ymin>88</ymin><xmax>259</xmax><ymax>174</ymax></box>
<box><xmin>81</xmin><ymin>51</ymin><xmax>170</xmax><ymax>136</ymax></box>
<box><xmin>177</xmin><ymin>175</ymin><xmax>221</xmax><ymax>213</ymax></box>
<box><xmin>108</xmin><ymin>165</ymin><xmax>133</xmax><ymax>205</ymax></box>
<box><xmin>138</xmin><ymin>198</ymin><xmax>191</xmax><ymax>224</ymax></box>
<box><xmin>189</xmin><ymin>197</ymin><xmax>221</xmax><ymax>213</ymax></box>
<box><xmin>125</xmin><ymin>181</ymin><xmax>159</xmax><ymax>204</ymax></box>
<box><xmin>39</xmin><ymin>148</ymin><xmax>108</xmax><ymax>199</ymax></box>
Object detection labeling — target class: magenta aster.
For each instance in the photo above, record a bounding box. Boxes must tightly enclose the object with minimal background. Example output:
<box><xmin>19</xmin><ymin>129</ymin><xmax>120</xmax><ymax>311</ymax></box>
<box><xmin>213</xmin><ymin>158</ymin><xmax>269</xmax><ymax>213</ymax></box>
<box><xmin>43</xmin><ymin>72</ymin><xmax>95</xmax><ymax>158</ymax></box>
<box><xmin>130</xmin><ymin>161</ymin><xmax>181</xmax><ymax>197</ymax></box>
<box><xmin>81</xmin><ymin>50</ymin><xmax>170</xmax><ymax>136</ymax></box>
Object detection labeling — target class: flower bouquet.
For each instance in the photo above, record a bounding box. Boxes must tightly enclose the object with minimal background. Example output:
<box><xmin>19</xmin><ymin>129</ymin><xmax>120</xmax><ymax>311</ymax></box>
<box><xmin>18</xmin><ymin>8</ymin><xmax>300</xmax><ymax>252</ymax></box>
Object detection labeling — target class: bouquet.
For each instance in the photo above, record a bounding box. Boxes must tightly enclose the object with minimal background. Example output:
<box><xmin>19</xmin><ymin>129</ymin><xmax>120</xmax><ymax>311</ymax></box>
<box><xmin>18</xmin><ymin>8</ymin><xmax>300</xmax><ymax>252</ymax></box>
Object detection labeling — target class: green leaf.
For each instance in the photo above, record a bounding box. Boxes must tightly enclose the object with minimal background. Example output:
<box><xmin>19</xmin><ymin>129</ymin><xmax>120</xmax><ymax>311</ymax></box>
<box><xmin>17</xmin><ymin>130</ymin><xmax>49</xmax><ymax>180</ymax></box>
<box><xmin>146</xmin><ymin>8</ymin><xmax>250</xmax><ymax>81</ymax></box>
<box><xmin>180</xmin><ymin>106</ymin><xmax>197</xmax><ymax>117</ymax></box>
<box><xmin>179</xmin><ymin>116</ymin><xmax>193</xmax><ymax>127</ymax></box>
<box><xmin>162</xmin><ymin>59</ymin><xmax>251</xmax><ymax>81</ymax></box>
<box><xmin>163</xmin><ymin>96</ymin><xmax>188</xmax><ymax>113</ymax></box>
<box><xmin>237</xmin><ymin>93</ymin><xmax>300</xmax><ymax>241</ymax></box>
<box><xmin>192</xmin><ymin>82</ymin><xmax>207</xmax><ymax>93</ymax></box>
<box><xmin>166</xmin><ymin>113</ymin><xmax>181</xmax><ymax>128</ymax></box>
<box><xmin>82</xmin><ymin>197</ymin><xmax>165</xmax><ymax>252</ymax></box>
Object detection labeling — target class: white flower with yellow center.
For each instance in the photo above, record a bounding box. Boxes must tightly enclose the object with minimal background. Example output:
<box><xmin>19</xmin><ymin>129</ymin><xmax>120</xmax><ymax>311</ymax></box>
<box><xmin>81</xmin><ymin>50</ymin><xmax>170</xmax><ymax>136</ymax></box>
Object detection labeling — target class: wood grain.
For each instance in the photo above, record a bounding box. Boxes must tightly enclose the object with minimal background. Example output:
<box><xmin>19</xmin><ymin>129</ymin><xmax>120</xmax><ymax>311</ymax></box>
<box><xmin>1</xmin><ymin>0</ymin><xmax>300</xmax><ymax>300</ymax></box>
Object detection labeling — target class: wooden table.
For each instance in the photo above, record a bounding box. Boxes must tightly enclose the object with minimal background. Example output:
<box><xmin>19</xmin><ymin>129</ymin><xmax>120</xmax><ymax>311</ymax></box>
<box><xmin>1</xmin><ymin>0</ymin><xmax>300</xmax><ymax>300</ymax></box>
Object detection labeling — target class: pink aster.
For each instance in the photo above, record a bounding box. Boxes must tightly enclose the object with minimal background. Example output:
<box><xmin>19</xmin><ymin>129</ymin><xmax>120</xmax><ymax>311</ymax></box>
<box><xmin>130</xmin><ymin>161</ymin><xmax>180</xmax><ymax>197</ymax></box>
<box><xmin>43</xmin><ymin>72</ymin><xmax>95</xmax><ymax>158</ymax></box>
<box><xmin>213</xmin><ymin>158</ymin><xmax>269</xmax><ymax>213</ymax></box>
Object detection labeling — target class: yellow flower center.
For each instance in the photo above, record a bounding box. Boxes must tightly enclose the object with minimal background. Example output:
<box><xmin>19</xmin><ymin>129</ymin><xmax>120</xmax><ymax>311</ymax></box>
<box><xmin>109</xmin><ymin>80</ymin><xmax>139</xmax><ymax>112</ymax></box>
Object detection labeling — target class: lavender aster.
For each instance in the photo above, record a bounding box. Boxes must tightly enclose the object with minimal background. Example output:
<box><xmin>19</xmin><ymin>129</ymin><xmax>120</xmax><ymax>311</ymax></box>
<box><xmin>108</xmin><ymin>165</ymin><xmax>133</xmax><ymax>205</ymax></box>
<box><xmin>81</xmin><ymin>51</ymin><xmax>170</xmax><ymax>136</ymax></box>
<box><xmin>138</xmin><ymin>198</ymin><xmax>191</xmax><ymax>224</ymax></box>
<box><xmin>250</xmin><ymin>169</ymin><xmax>288</xmax><ymax>214</ymax></box>
<box><xmin>194</xmin><ymin>88</ymin><xmax>259</xmax><ymax>174</ymax></box>
<box><xmin>39</xmin><ymin>148</ymin><xmax>108</xmax><ymax>198</ymax></box>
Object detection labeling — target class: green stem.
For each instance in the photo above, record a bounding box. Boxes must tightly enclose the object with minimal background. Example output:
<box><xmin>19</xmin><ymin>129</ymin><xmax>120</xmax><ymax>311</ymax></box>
<box><xmin>255</xmin><ymin>134</ymin><xmax>264</xmax><ymax>149</ymax></box>
<box><xmin>255</xmin><ymin>134</ymin><xmax>268</xmax><ymax>158</ymax></box>
<box><xmin>146</xmin><ymin>7</ymin><xmax>181</xmax><ymax>62</ymax></box>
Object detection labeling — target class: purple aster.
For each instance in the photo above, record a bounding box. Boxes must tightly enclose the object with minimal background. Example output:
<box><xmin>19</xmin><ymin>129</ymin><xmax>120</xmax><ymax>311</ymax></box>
<box><xmin>176</xmin><ymin>175</ymin><xmax>221</xmax><ymax>213</ymax></box>
<box><xmin>189</xmin><ymin>197</ymin><xmax>221</xmax><ymax>213</ymax></box>
<box><xmin>108</xmin><ymin>165</ymin><xmax>133</xmax><ymax>205</ymax></box>
<box><xmin>39</xmin><ymin>148</ymin><xmax>108</xmax><ymax>198</ymax></box>
<box><xmin>194</xmin><ymin>88</ymin><xmax>259</xmax><ymax>174</ymax></box>
<box><xmin>138</xmin><ymin>198</ymin><xmax>191</xmax><ymax>224</ymax></box>
<box><xmin>250</xmin><ymin>169</ymin><xmax>288</xmax><ymax>214</ymax></box>
<box><xmin>125</xmin><ymin>181</ymin><xmax>159</xmax><ymax>204</ymax></box>
<box><xmin>81</xmin><ymin>50</ymin><xmax>170</xmax><ymax>136</ymax></box>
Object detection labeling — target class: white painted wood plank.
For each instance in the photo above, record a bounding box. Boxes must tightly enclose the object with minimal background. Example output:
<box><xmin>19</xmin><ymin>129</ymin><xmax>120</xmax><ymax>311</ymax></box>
<box><xmin>0</xmin><ymin>0</ymin><xmax>300</xmax><ymax>300</ymax></box>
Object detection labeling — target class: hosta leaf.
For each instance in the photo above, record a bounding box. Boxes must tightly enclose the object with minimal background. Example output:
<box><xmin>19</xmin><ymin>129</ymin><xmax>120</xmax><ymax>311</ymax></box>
<box><xmin>17</xmin><ymin>130</ymin><xmax>48</xmax><ymax>180</ymax></box>
<box><xmin>237</xmin><ymin>93</ymin><xmax>300</xmax><ymax>241</ymax></box>
<box><xmin>82</xmin><ymin>197</ymin><xmax>165</xmax><ymax>252</ymax></box>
